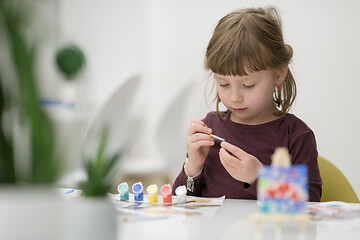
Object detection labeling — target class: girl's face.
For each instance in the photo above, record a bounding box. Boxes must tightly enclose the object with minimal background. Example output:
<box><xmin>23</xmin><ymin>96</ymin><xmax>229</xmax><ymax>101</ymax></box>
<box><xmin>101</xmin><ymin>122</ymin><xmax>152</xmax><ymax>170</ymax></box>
<box><xmin>215</xmin><ymin>70</ymin><xmax>284</xmax><ymax>125</ymax></box>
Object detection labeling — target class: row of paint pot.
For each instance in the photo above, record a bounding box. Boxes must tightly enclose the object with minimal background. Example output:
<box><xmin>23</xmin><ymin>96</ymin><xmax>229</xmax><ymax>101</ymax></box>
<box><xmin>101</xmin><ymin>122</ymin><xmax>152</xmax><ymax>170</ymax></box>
<box><xmin>117</xmin><ymin>182</ymin><xmax>187</xmax><ymax>204</ymax></box>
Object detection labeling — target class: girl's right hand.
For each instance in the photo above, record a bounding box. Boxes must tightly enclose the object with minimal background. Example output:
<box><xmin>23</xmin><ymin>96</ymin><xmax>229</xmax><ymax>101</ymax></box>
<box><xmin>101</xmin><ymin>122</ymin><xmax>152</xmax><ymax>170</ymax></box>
<box><xmin>185</xmin><ymin>119</ymin><xmax>214</xmax><ymax>176</ymax></box>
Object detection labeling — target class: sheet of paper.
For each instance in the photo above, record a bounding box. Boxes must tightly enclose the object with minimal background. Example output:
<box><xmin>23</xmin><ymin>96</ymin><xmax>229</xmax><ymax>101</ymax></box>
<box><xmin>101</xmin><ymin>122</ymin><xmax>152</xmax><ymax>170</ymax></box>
<box><xmin>109</xmin><ymin>193</ymin><xmax>225</xmax><ymax>221</ymax></box>
<box><xmin>56</xmin><ymin>188</ymin><xmax>225</xmax><ymax>221</ymax></box>
<box><xmin>308</xmin><ymin>201</ymin><xmax>360</xmax><ymax>230</ymax></box>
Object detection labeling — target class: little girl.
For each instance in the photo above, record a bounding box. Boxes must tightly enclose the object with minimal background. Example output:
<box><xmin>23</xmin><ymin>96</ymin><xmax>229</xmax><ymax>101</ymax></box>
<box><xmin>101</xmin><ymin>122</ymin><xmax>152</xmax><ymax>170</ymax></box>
<box><xmin>172</xmin><ymin>7</ymin><xmax>322</xmax><ymax>201</ymax></box>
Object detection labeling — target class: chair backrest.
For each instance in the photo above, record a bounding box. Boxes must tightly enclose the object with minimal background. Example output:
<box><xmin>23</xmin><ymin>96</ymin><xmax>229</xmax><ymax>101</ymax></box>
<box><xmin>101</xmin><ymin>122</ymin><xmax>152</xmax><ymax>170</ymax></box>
<box><xmin>81</xmin><ymin>72</ymin><xmax>141</xmax><ymax>160</ymax></box>
<box><xmin>318</xmin><ymin>156</ymin><xmax>359</xmax><ymax>203</ymax></box>
<box><xmin>155</xmin><ymin>79</ymin><xmax>194</xmax><ymax>181</ymax></box>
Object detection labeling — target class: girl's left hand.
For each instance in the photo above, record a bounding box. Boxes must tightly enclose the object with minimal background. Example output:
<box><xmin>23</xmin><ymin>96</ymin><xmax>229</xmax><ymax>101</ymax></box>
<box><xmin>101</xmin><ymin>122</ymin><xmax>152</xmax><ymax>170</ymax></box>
<box><xmin>219</xmin><ymin>141</ymin><xmax>263</xmax><ymax>185</ymax></box>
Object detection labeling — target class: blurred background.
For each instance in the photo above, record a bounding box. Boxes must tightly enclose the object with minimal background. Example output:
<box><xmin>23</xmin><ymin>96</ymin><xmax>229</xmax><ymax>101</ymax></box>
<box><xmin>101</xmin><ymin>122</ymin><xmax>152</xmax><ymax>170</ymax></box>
<box><xmin>1</xmin><ymin>0</ymin><xmax>359</xmax><ymax>197</ymax></box>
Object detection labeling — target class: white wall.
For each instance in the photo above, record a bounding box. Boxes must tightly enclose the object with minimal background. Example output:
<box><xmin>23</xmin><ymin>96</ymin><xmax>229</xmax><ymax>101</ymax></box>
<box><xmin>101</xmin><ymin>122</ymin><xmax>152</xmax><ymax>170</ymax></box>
<box><xmin>45</xmin><ymin>0</ymin><xmax>360</xmax><ymax>195</ymax></box>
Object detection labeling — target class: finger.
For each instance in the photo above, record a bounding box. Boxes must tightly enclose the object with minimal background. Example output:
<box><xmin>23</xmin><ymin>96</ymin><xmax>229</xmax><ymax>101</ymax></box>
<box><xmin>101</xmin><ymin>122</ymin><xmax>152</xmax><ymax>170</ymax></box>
<box><xmin>219</xmin><ymin>148</ymin><xmax>241</xmax><ymax>169</ymax></box>
<box><xmin>188</xmin><ymin>120</ymin><xmax>212</xmax><ymax>136</ymax></box>
<box><xmin>190</xmin><ymin>132</ymin><xmax>214</xmax><ymax>143</ymax></box>
<box><xmin>189</xmin><ymin>140</ymin><xmax>214</xmax><ymax>150</ymax></box>
<box><xmin>220</xmin><ymin>141</ymin><xmax>247</xmax><ymax>159</ymax></box>
<box><xmin>219</xmin><ymin>148</ymin><xmax>232</xmax><ymax>170</ymax></box>
<box><xmin>190</xmin><ymin>119</ymin><xmax>207</xmax><ymax>127</ymax></box>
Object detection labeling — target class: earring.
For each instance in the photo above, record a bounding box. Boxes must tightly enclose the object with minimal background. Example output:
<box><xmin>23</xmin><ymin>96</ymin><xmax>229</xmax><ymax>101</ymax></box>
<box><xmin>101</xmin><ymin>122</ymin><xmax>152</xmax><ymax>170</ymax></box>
<box><xmin>275</xmin><ymin>85</ymin><xmax>281</xmax><ymax>107</ymax></box>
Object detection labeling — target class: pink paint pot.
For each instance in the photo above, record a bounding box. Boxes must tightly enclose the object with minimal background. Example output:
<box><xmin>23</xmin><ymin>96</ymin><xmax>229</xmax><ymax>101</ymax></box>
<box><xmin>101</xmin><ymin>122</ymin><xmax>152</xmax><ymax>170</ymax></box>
<box><xmin>160</xmin><ymin>184</ymin><xmax>172</xmax><ymax>204</ymax></box>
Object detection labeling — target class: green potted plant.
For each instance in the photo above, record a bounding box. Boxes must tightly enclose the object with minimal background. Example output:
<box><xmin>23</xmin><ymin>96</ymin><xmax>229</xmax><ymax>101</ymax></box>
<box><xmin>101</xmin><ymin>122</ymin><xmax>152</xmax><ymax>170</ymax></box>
<box><xmin>0</xmin><ymin>2</ymin><xmax>119</xmax><ymax>239</ymax></box>
<box><xmin>80</xmin><ymin>126</ymin><xmax>121</xmax><ymax>197</ymax></box>
<box><xmin>66</xmin><ymin>126</ymin><xmax>120</xmax><ymax>240</ymax></box>
<box><xmin>0</xmin><ymin>1</ymin><xmax>58</xmax><ymax>184</ymax></box>
<box><xmin>55</xmin><ymin>44</ymin><xmax>86</xmax><ymax>104</ymax></box>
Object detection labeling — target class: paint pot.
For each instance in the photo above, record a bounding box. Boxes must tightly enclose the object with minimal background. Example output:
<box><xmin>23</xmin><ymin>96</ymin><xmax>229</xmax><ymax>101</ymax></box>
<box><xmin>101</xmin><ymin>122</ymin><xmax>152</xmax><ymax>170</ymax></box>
<box><xmin>175</xmin><ymin>185</ymin><xmax>187</xmax><ymax>203</ymax></box>
<box><xmin>132</xmin><ymin>182</ymin><xmax>144</xmax><ymax>201</ymax></box>
<box><xmin>147</xmin><ymin>184</ymin><xmax>158</xmax><ymax>203</ymax></box>
<box><xmin>117</xmin><ymin>182</ymin><xmax>129</xmax><ymax>201</ymax></box>
<box><xmin>160</xmin><ymin>184</ymin><xmax>172</xmax><ymax>204</ymax></box>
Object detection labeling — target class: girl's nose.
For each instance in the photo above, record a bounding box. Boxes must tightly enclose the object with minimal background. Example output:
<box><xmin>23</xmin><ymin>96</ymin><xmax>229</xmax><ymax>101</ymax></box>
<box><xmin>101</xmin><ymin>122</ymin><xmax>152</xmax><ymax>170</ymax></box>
<box><xmin>231</xmin><ymin>90</ymin><xmax>244</xmax><ymax>103</ymax></box>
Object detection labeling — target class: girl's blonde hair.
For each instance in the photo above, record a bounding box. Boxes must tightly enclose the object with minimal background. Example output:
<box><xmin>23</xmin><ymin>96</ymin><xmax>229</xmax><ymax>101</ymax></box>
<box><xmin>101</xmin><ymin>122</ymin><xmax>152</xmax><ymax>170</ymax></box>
<box><xmin>205</xmin><ymin>7</ymin><xmax>296</xmax><ymax>118</ymax></box>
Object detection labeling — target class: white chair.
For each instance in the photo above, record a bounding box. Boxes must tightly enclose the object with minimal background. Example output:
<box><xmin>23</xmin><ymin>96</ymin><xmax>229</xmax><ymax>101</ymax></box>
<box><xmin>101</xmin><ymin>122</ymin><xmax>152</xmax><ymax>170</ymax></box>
<box><xmin>81</xmin><ymin>72</ymin><xmax>141</xmax><ymax>159</ymax></box>
<box><xmin>58</xmin><ymin>72</ymin><xmax>141</xmax><ymax>187</ymax></box>
<box><xmin>155</xmin><ymin>79</ymin><xmax>195</xmax><ymax>182</ymax></box>
<box><xmin>119</xmin><ymin>78</ymin><xmax>196</xmax><ymax>187</ymax></box>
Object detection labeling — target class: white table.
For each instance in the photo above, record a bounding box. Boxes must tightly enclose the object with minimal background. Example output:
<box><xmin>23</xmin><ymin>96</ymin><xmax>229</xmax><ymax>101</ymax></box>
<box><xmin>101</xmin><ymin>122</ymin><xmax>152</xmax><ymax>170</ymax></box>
<box><xmin>118</xmin><ymin>199</ymin><xmax>360</xmax><ymax>240</ymax></box>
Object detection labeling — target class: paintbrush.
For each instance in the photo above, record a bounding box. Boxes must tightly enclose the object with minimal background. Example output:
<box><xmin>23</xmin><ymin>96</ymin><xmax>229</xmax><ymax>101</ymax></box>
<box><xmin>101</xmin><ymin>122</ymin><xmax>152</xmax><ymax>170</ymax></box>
<box><xmin>209</xmin><ymin>133</ymin><xmax>227</xmax><ymax>142</ymax></box>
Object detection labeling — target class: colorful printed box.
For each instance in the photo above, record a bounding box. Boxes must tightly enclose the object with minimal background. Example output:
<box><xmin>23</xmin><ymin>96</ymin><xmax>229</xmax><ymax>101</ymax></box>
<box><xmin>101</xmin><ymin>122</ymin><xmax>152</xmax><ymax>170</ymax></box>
<box><xmin>257</xmin><ymin>165</ymin><xmax>308</xmax><ymax>214</ymax></box>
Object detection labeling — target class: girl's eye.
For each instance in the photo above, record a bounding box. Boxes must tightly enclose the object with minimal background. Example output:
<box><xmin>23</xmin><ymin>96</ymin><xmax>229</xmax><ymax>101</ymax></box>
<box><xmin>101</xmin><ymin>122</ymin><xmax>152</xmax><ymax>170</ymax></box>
<box><xmin>243</xmin><ymin>84</ymin><xmax>255</xmax><ymax>89</ymax></box>
<box><xmin>219</xmin><ymin>83</ymin><xmax>229</xmax><ymax>87</ymax></box>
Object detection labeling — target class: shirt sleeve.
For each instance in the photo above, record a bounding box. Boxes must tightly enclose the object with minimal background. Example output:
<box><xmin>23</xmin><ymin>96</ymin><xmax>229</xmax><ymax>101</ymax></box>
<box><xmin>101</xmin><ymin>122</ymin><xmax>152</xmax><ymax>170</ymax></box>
<box><xmin>289</xmin><ymin>129</ymin><xmax>322</xmax><ymax>202</ymax></box>
<box><xmin>242</xmin><ymin>180</ymin><xmax>258</xmax><ymax>199</ymax></box>
<box><xmin>172</xmin><ymin>113</ymin><xmax>215</xmax><ymax>197</ymax></box>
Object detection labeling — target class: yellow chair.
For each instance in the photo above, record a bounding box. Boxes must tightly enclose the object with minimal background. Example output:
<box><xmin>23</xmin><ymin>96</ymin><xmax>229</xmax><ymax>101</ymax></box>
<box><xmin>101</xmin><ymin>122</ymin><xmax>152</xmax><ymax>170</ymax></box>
<box><xmin>318</xmin><ymin>156</ymin><xmax>359</xmax><ymax>203</ymax></box>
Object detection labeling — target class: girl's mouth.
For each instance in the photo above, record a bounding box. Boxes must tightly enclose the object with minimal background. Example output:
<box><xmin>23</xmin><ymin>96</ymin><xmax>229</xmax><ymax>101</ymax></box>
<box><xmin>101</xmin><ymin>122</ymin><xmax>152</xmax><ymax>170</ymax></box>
<box><xmin>232</xmin><ymin>107</ymin><xmax>247</xmax><ymax>112</ymax></box>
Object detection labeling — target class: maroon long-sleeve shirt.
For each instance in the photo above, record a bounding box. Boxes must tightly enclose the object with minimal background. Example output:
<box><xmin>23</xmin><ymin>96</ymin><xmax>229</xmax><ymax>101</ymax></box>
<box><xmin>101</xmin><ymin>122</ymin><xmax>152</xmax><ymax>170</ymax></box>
<box><xmin>172</xmin><ymin>112</ymin><xmax>322</xmax><ymax>202</ymax></box>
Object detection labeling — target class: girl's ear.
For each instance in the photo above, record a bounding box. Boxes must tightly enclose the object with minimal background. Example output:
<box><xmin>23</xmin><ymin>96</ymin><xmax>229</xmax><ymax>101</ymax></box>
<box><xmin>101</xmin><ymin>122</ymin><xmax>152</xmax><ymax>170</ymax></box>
<box><xmin>275</xmin><ymin>65</ymin><xmax>288</xmax><ymax>85</ymax></box>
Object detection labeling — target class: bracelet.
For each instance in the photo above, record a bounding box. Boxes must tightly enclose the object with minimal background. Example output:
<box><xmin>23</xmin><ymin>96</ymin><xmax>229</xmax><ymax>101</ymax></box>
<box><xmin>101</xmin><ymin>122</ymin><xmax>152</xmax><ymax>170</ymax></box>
<box><xmin>184</xmin><ymin>161</ymin><xmax>203</xmax><ymax>192</ymax></box>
